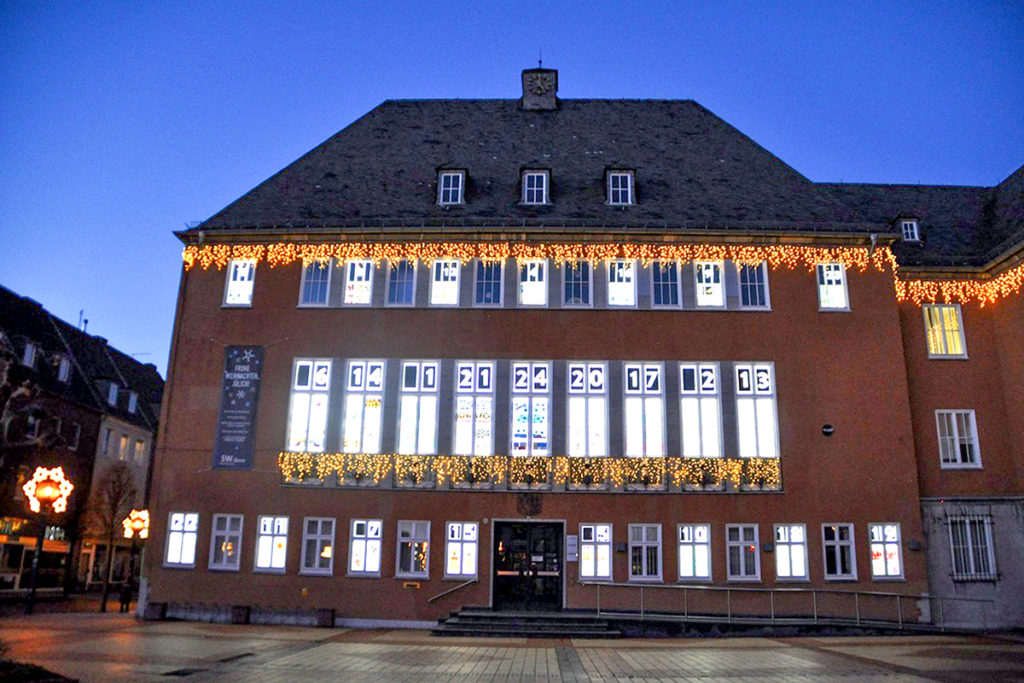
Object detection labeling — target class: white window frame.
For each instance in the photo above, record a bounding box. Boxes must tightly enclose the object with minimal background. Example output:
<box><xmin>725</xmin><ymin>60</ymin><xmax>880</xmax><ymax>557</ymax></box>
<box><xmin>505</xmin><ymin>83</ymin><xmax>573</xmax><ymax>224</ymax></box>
<box><xmin>923</xmin><ymin>304</ymin><xmax>967</xmax><ymax>358</ymax></box>
<box><xmin>286</xmin><ymin>359</ymin><xmax>331</xmax><ymax>453</ymax></box>
<box><xmin>816</xmin><ymin>263</ymin><xmax>849</xmax><ymax>311</ymax></box>
<box><xmin>164</xmin><ymin>512</ymin><xmax>199</xmax><ymax>568</ymax></box>
<box><xmin>397</xmin><ymin>360</ymin><xmax>439</xmax><ymax>455</ymax></box>
<box><xmin>774</xmin><ymin>524</ymin><xmax>809</xmax><ymax>581</ymax></box>
<box><xmin>868</xmin><ymin>522</ymin><xmax>904</xmax><ymax>580</ymax></box>
<box><xmin>22</xmin><ymin>342</ymin><xmax>36</xmax><ymax>367</ymax></box>
<box><xmin>651</xmin><ymin>261</ymin><xmax>681</xmax><ymax>308</ymax></box>
<box><xmin>107</xmin><ymin>383</ymin><xmax>119</xmax><ymax>407</ymax></box>
<box><xmin>734</xmin><ymin>363</ymin><xmax>779</xmax><ymax>459</ymax></box>
<box><xmin>343</xmin><ymin>259</ymin><xmax>374</xmax><ymax>305</ymax></box>
<box><xmin>607</xmin><ymin>259</ymin><xmax>637</xmax><ymax>307</ymax></box>
<box><xmin>622</xmin><ymin>362</ymin><xmax>665</xmax><ymax>457</ymax></box>
<box><xmin>518</xmin><ymin>258</ymin><xmax>549</xmax><ymax>307</ymax></box>
<box><xmin>580</xmin><ymin>523</ymin><xmax>613</xmax><ymax>581</ymax></box>
<box><xmin>567</xmin><ymin>362</ymin><xmax>608</xmax><ymax>457</ymax></box>
<box><xmin>677</xmin><ymin>524</ymin><xmax>712</xmax><ymax>582</ymax></box>
<box><xmin>948</xmin><ymin>516</ymin><xmax>997</xmax><ymax>581</ymax></box>
<box><xmin>396</xmin><ymin>520</ymin><xmax>431</xmax><ymax>579</ymax></box>
<box><xmin>298</xmin><ymin>258</ymin><xmax>333</xmax><ymax>307</ymax></box>
<box><xmin>444</xmin><ymin>521</ymin><xmax>479</xmax><ymax>579</ymax></box>
<box><xmin>901</xmin><ymin>219</ymin><xmax>920</xmax><ymax>242</ymax></box>
<box><xmin>386</xmin><ymin>258</ymin><xmax>417</xmax><ymax>306</ymax></box>
<box><xmin>438</xmin><ymin>170</ymin><xmax>465</xmax><ymax>206</ymax></box>
<box><xmin>935</xmin><ymin>409</ymin><xmax>981</xmax><ymax>469</ymax></box>
<box><xmin>607</xmin><ymin>170</ymin><xmax>635</xmax><ymax>206</ymax></box>
<box><xmin>342</xmin><ymin>360</ymin><xmax>386</xmax><ymax>454</ymax></box>
<box><xmin>822</xmin><ymin>523</ymin><xmax>857</xmax><ymax>581</ymax></box>
<box><xmin>300</xmin><ymin>517</ymin><xmax>335</xmax><ymax>576</ymax></box>
<box><xmin>254</xmin><ymin>515</ymin><xmax>289</xmax><ymax>573</ymax></box>
<box><xmin>453</xmin><ymin>361</ymin><xmax>496</xmax><ymax>456</ymax></box>
<box><xmin>348</xmin><ymin>518</ymin><xmax>383</xmax><ymax>577</ymax></box>
<box><xmin>521</xmin><ymin>170</ymin><xmax>549</xmax><ymax>205</ymax></box>
<box><xmin>57</xmin><ymin>356</ymin><xmax>71</xmax><ymax>383</ymax></box>
<box><xmin>562</xmin><ymin>260</ymin><xmax>593</xmax><ymax>308</ymax></box>
<box><xmin>127</xmin><ymin>391</ymin><xmax>138</xmax><ymax>414</ymax></box>
<box><xmin>430</xmin><ymin>259</ymin><xmax>461</xmax><ymax>306</ymax></box>
<box><xmin>694</xmin><ymin>260</ymin><xmax>725</xmax><ymax>308</ymax></box>
<box><xmin>474</xmin><ymin>260</ymin><xmax>504</xmax><ymax>307</ymax></box>
<box><xmin>679</xmin><ymin>363</ymin><xmax>722</xmax><ymax>458</ymax></box>
<box><xmin>628</xmin><ymin>523</ymin><xmax>662</xmax><ymax>581</ymax></box>
<box><xmin>726</xmin><ymin>524</ymin><xmax>760</xmax><ymax>581</ymax></box>
<box><xmin>208</xmin><ymin>513</ymin><xmax>243</xmax><ymax>571</ymax></box>
<box><xmin>223</xmin><ymin>258</ymin><xmax>256</xmax><ymax>307</ymax></box>
<box><xmin>737</xmin><ymin>261</ymin><xmax>771</xmax><ymax>310</ymax></box>
<box><xmin>510</xmin><ymin>360</ymin><xmax>551</xmax><ymax>455</ymax></box>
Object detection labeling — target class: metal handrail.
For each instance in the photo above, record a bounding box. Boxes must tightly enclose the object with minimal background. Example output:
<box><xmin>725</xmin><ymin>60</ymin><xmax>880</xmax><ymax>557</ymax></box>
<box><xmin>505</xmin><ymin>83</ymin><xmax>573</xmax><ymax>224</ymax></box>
<box><xmin>427</xmin><ymin>578</ymin><xmax>478</xmax><ymax>603</ymax></box>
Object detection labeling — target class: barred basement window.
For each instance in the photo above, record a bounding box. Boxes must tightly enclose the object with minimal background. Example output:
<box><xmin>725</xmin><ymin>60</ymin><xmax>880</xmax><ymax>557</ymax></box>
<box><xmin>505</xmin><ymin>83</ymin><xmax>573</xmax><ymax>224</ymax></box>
<box><xmin>948</xmin><ymin>516</ymin><xmax>996</xmax><ymax>580</ymax></box>
<box><xmin>518</xmin><ymin>259</ymin><xmax>548</xmax><ymax>306</ymax></box>
<box><xmin>924</xmin><ymin>304</ymin><xmax>966</xmax><ymax>358</ymax></box>
<box><xmin>726</xmin><ymin>524</ymin><xmax>760</xmax><ymax>581</ymax></box>
<box><xmin>286</xmin><ymin>359</ymin><xmax>331</xmax><ymax>453</ymax></box>
<box><xmin>300</xmin><ymin>518</ymin><xmax>335</xmax><ymax>576</ymax></box>
<box><xmin>679</xmin><ymin>363</ymin><xmax>721</xmax><ymax>458</ymax></box>
<box><xmin>438</xmin><ymin>170</ymin><xmax>465</xmax><ymax>205</ymax></box>
<box><xmin>299</xmin><ymin>259</ymin><xmax>332</xmax><ymax>306</ymax></box>
<box><xmin>580</xmin><ymin>523</ymin><xmax>613</xmax><ymax>580</ymax></box>
<box><xmin>868</xmin><ymin>523</ymin><xmax>903</xmax><ymax>579</ymax></box>
<box><xmin>344</xmin><ymin>259</ymin><xmax>374</xmax><ymax>305</ymax></box>
<box><xmin>563</xmin><ymin>260</ymin><xmax>592</xmax><ymax>307</ymax></box>
<box><xmin>629</xmin><ymin>524</ymin><xmax>661</xmax><ymax>581</ymax></box>
<box><xmin>623</xmin><ymin>363</ymin><xmax>665</xmax><ymax>457</ymax></box>
<box><xmin>567</xmin><ymin>362</ymin><xmax>608</xmax><ymax>457</ymax></box>
<box><xmin>342</xmin><ymin>360</ymin><xmax>385</xmax><ymax>453</ymax></box>
<box><xmin>822</xmin><ymin>523</ymin><xmax>857</xmax><ymax>580</ymax></box>
<box><xmin>816</xmin><ymin>263</ymin><xmax>849</xmax><ymax>310</ymax></box>
<box><xmin>453</xmin><ymin>361</ymin><xmax>495</xmax><ymax>456</ymax></box>
<box><xmin>386</xmin><ymin>259</ymin><xmax>416</xmax><ymax>306</ymax></box>
<box><xmin>774</xmin><ymin>524</ymin><xmax>808</xmax><ymax>580</ymax></box>
<box><xmin>164</xmin><ymin>512</ymin><xmax>198</xmax><ymax>568</ymax></box>
<box><xmin>209</xmin><ymin>514</ymin><xmax>243</xmax><ymax>571</ymax></box>
<box><xmin>510</xmin><ymin>361</ymin><xmax>551</xmax><ymax>455</ymax></box>
<box><xmin>522</xmin><ymin>170</ymin><xmax>549</xmax><ymax>205</ymax></box>
<box><xmin>738</xmin><ymin>262</ymin><xmax>770</xmax><ymax>309</ymax></box>
<box><xmin>445</xmin><ymin>522</ymin><xmax>478</xmax><ymax>578</ymax></box>
<box><xmin>349</xmin><ymin>519</ymin><xmax>382</xmax><ymax>576</ymax></box>
<box><xmin>607</xmin><ymin>259</ymin><xmax>637</xmax><ymax>307</ymax></box>
<box><xmin>255</xmin><ymin>516</ymin><xmax>288</xmax><ymax>572</ymax></box>
<box><xmin>430</xmin><ymin>259</ymin><xmax>460</xmax><ymax>306</ymax></box>
<box><xmin>474</xmin><ymin>260</ymin><xmax>504</xmax><ymax>306</ymax></box>
<box><xmin>651</xmin><ymin>261</ymin><xmax>680</xmax><ymax>307</ymax></box>
<box><xmin>398</xmin><ymin>361</ymin><xmax>439</xmax><ymax>455</ymax></box>
<box><xmin>678</xmin><ymin>524</ymin><xmax>711</xmax><ymax>581</ymax></box>
<box><xmin>396</xmin><ymin>520</ymin><xmax>430</xmax><ymax>578</ymax></box>
<box><xmin>224</xmin><ymin>259</ymin><xmax>255</xmax><ymax>306</ymax></box>
<box><xmin>936</xmin><ymin>409</ymin><xmax>981</xmax><ymax>468</ymax></box>
<box><xmin>694</xmin><ymin>261</ymin><xmax>724</xmax><ymax>307</ymax></box>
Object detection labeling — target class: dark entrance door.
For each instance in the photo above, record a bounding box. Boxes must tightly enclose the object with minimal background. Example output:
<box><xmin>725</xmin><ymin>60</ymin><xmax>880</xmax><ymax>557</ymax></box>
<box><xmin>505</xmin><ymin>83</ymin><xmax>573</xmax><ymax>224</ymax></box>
<box><xmin>493</xmin><ymin>522</ymin><xmax>562</xmax><ymax>611</ymax></box>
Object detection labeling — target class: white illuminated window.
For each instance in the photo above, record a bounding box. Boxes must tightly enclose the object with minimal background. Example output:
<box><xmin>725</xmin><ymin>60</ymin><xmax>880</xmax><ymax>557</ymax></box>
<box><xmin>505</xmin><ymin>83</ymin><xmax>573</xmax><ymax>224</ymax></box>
<box><xmin>679</xmin><ymin>363</ymin><xmax>721</xmax><ymax>458</ymax></box>
<box><xmin>127</xmin><ymin>391</ymin><xmax>138</xmax><ymax>414</ymax></box>
<box><xmin>522</xmin><ymin>170</ymin><xmax>549</xmax><ymax>204</ymax></box>
<box><xmin>342</xmin><ymin>360</ymin><xmax>385</xmax><ymax>453</ymax></box>
<box><xmin>816</xmin><ymin>263</ymin><xmax>848</xmax><ymax>310</ymax></box>
<box><xmin>774</xmin><ymin>524</ymin><xmax>808</xmax><ymax>580</ymax></box>
<box><xmin>580</xmin><ymin>523</ymin><xmax>613</xmax><ymax>581</ymax></box>
<box><xmin>344</xmin><ymin>259</ymin><xmax>373</xmax><ymax>305</ymax></box>
<box><xmin>510</xmin><ymin>361</ymin><xmax>551</xmax><ymax>455</ymax></box>
<box><xmin>563</xmin><ymin>260</ymin><xmax>592</xmax><ymax>307</ymax></box>
<box><xmin>948</xmin><ymin>516</ymin><xmax>996</xmax><ymax>580</ymax></box>
<box><xmin>299</xmin><ymin>259</ymin><xmax>332</xmax><ymax>306</ymax></box>
<box><xmin>822</xmin><ymin>523</ymin><xmax>857</xmax><ymax>580</ymax></box>
<box><xmin>726</xmin><ymin>524</ymin><xmax>759</xmax><ymax>581</ymax></box>
<box><xmin>453</xmin><ymin>361</ymin><xmax>495</xmax><ymax>456</ymax></box>
<box><xmin>901</xmin><ymin>219</ymin><xmax>920</xmax><ymax>242</ymax></box>
<box><xmin>119</xmin><ymin>434</ymin><xmax>130</xmax><ymax>460</ymax></box>
<box><xmin>300</xmin><ymin>518</ymin><xmax>335</xmax><ymax>576</ymax></box>
<box><xmin>868</xmin><ymin>523</ymin><xmax>903</xmax><ymax>579</ymax></box>
<box><xmin>651</xmin><ymin>261</ymin><xmax>680</xmax><ymax>307</ymax></box>
<box><xmin>286</xmin><ymin>359</ymin><xmax>331</xmax><ymax>453</ymax></box>
<box><xmin>209</xmin><ymin>514</ymin><xmax>243</xmax><ymax>571</ymax></box>
<box><xmin>567</xmin><ymin>362</ymin><xmax>608</xmax><ymax>457</ymax></box>
<box><xmin>518</xmin><ymin>259</ymin><xmax>548</xmax><ymax>306</ymax></box>
<box><xmin>430</xmin><ymin>259</ymin><xmax>460</xmax><ymax>305</ymax></box>
<box><xmin>386</xmin><ymin>259</ymin><xmax>416</xmax><ymax>306</ymax></box>
<box><xmin>607</xmin><ymin>259</ymin><xmax>636</xmax><ymax>306</ymax></box>
<box><xmin>738</xmin><ymin>262</ymin><xmax>770</xmax><ymax>309</ymax></box>
<box><xmin>628</xmin><ymin>524</ymin><xmax>661</xmax><ymax>581</ymax></box>
<box><xmin>398</xmin><ymin>361</ymin><xmax>439</xmax><ymax>455</ymax></box>
<box><xmin>623</xmin><ymin>363</ymin><xmax>665</xmax><ymax>457</ymax></box>
<box><xmin>255</xmin><ymin>516</ymin><xmax>288</xmax><ymax>572</ymax></box>
<box><xmin>474</xmin><ymin>260</ymin><xmax>504</xmax><ymax>306</ymax></box>
<box><xmin>438</xmin><ymin>170</ymin><xmax>465</xmax><ymax>205</ymax></box>
<box><xmin>936</xmin><ymin>409</ymin><xmax>980</xmax><ymax>468</ymax></box>
<box><xmin>224</xmin><ymin>259</ymin><xmax>256</xmax><ymax>306</ymax></box>
<box><xmin>607</xmin><ymin>171</ymin><xmax>634</xmax><ymax>205</ymax></box>
<box><xmin>396</xmin><ymin>520</ymin><xmax>430</xmax><ymax>578</ymax></box>
<box><xmin>694</xmin><ymin>261</ymin><xmax>724</xmax><ymax>307</ymax></box>
<box><xmin>735</xmin><ymin>363</ymin><xmax>778</xmax><ymax>458</ymax></box>
<box><xmin>57</xmin><ymin>356</ymin><xmax>72</xmax><ymax>383</ymax></box>
<box><xmin>445</xmin><ymin>522</ymin><xmax>478</xmax><ymax>579</ymax></box>
<box><xmin>108</xmin><ymin>383</ymin><xmax>119</xmax><ymax>406</ymax></box>
<box><xmin>164</xmin><ymin>512</ymin><xmax>198</xmax><ymax>568</ymax></box>
<box><xmin>924</xmin><ymin>304</ymin><xmax>966</xmax><ymax>358</ymax></box>
<box><xmin>349</xmin><ymin>519</ymin><xmax>382</xmax><ymax>576</ymax></box>
<box><xmin>678</xmin><ymin>524</ymin><xmax>711</xmax><ymax>581</ymax></box>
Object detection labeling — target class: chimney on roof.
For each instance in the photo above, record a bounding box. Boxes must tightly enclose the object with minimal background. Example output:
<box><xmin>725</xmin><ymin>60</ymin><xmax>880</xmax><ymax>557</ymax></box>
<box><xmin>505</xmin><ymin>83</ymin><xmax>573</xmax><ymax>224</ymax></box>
<box><xmin>521</xmin><ymin>68</ymin><xmax>558</xmax><ymax>111</ymax></box>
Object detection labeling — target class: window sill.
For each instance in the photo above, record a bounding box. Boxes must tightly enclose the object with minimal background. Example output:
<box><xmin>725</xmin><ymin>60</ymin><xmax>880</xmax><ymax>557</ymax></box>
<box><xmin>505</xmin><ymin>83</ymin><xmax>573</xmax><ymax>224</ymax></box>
<box><xmin>817</xmin><ymin>307</ymin><xmax>851</xmax><ymax>313</ymax></box>
<box><xmin>395</xmin><ymin>574</ymin><xmax>429</xmax><ymax>581</ymax></box>
<box><xmin>823</xmin><ymin>576</ymin><xmax>858</xmax><ymax>582</ymax></box>
<box><xmin>208</xmin><ymin>566</ymin><xmax>241</xmax><ymax>573</ymax></box>
<box><xmin>726</xmin><ymin>577</ymin><xmax>762</xmax><ymax>583</ymax></box>
<box><xmin>252</xmin><ymin>568</ymin><xmax>286</xmax><ymax>575</ymax></box>
<box><xmin>774</xmin><ymin>577</ymin><xmax>811</xmax><ymax>583</ymax></box>
<box><xmin>296</xmin><ymin>303</ymin><xmax>330</xmax><ymax>309</ymax></box>
<box><xmin>443</xmin><ymin>575</ymin><xmax>478</xmax><ymax>582</ymax></box>
<box><xmin>162</xmin><ymin>564</ymin><xmax>196</xmax><ymax>570</ymax></box>
<box><xmin>939</xmin><ymin>463</ymin><xmax>983</xmax><ymax>470</ymax></box>
<box><xmin>346</xmin><ymin>572</ymin><xmax>382</xmax><ymax>579</ymax></box>
<box><xmin>871</xmin><ymin>576</ymin><xmax>906</xmax><ymax>582</ymax></box>
<box><xmin>221</xmin><ymin>303</ymin><xmax>253</xmax><ymax>309</ymax></box>
<box><xmin>299</xmin><ymin>570</ymin><xmax>334</xmax><ymax>577</ymax></box>
<box><xmin>627</xmin><ymin>577</ymin><xmax>663</xmax><ymax>583</ymax></box>
<box><xmin>927</xmin><ymin>354</ymin><xmax>970</xmax><ymax>360</ymax></box>
<box><xmin>676</xmin><ymin>578</ymin><xmax>713</xmax><ymax>584</ymax></box>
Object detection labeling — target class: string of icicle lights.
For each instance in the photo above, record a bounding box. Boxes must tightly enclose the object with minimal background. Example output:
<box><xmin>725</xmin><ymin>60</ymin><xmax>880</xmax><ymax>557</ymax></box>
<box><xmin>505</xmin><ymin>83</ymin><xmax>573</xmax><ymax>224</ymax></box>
<box><xmin>181</xmin><ymin>241</ymin><xmax>1024</xmax><ymax>306</ymax></box>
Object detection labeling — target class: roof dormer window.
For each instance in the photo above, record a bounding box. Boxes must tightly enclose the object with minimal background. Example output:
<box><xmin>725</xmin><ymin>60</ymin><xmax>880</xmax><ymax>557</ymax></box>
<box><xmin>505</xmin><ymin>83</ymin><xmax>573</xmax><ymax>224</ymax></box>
<box><xmin>438</xmin><ymin>170</ymin><xmax>465</xmax><ymax>206</ymax></box>
<box><xmin>900</xmin><ymin>219</ymin><xmax>920</xmax><ymax>242</ymax></box>
<box><xmin>57</xmin><ymin>356</ymin><xmax>72</xmax><ymax>383</ymax></box>
<box><xmin>607</xmin><ymin>170</ymin><xmax>635</xmax><ymax>206</ymax></box>
<box><xmin>107</xmin><ymin>382</ymin><xmax>119</xmax><ymax>407</ymax></box>
<box><xmin>522</xmin><ymin>170</ymin><xmax>549</xmax><ymax>205</ymax></box>
<box><xmin>22</xmin><ymin>342</ymin><xmax>37</xmax><ymax>368</ymax></box>
<box><xmin>128</xmin><ymin>391</ymin><xmax>138</xmax><ymax>414</ymax></box>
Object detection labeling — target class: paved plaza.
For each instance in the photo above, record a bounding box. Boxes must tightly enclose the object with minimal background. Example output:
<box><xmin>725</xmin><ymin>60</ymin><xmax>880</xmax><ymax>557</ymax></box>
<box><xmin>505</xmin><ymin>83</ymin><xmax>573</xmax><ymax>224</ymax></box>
<box><xmin>1</xmin><ymin>613</ymin><xmax>1022</xmax><ymax>682</ymax></box>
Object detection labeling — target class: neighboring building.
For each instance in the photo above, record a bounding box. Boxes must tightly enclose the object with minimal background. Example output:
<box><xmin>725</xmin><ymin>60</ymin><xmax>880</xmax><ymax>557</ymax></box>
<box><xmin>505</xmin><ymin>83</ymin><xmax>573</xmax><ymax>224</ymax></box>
<box><xmin>0</xmin><ymin>285</ymin><xmax>163</xmax><ymax>592</ymax></box>
<box><xmin>145</xmin><ymin>68</ymin><xmax>1023</xmax><ymax>629</ymax></box>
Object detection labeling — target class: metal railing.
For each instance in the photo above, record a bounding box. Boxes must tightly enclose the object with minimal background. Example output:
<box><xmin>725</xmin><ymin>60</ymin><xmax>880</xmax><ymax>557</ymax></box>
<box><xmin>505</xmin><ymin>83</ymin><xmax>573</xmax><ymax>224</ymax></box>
<box><xmin>427</xmin><ymin>578</ymin><xmax>478</xmax><ymax>603</ymax></box>
<box><xmin>579</xmin><ymin>581</ymin><xmax>994</xmax><ymax>631</ymax></box>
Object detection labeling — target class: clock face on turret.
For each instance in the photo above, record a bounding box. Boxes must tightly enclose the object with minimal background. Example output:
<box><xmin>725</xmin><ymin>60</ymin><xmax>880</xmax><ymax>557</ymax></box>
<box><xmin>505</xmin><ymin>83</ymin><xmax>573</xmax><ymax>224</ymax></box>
<box><xmin>528</xmin><ymin>73</ymin><xmax>555</xmax><ymax>95</ymax></box>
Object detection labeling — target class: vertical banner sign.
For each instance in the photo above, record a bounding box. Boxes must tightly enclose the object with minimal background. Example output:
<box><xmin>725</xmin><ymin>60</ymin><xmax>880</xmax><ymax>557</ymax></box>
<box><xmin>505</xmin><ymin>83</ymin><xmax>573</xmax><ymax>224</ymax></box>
<box><xmin>213</xmin><ymin>345</ymin><xmax>263</xmax><ymax>469</ymax></box>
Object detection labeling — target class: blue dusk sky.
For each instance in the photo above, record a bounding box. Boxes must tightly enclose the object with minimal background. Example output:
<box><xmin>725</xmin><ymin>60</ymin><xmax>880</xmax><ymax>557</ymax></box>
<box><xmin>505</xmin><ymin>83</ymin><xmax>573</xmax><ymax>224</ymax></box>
<box><xmin>1</xmin><ymin>2</ymin><xmax>1022</xmax><ymax>377</ymax></box>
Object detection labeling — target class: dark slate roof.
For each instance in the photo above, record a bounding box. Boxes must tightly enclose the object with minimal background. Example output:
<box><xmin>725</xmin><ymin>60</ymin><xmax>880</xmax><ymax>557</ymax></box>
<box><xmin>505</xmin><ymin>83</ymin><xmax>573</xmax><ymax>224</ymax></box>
<box><xmin>0</xmin><ymin>285</ymin><xmax>164</xmax><ymax>431</ymax></box>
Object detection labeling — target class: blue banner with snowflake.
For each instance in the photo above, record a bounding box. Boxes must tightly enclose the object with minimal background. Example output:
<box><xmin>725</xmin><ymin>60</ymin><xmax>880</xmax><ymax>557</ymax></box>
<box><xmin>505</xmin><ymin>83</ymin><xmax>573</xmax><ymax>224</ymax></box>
<box><xmin>213</xmin><ymin>345</ymin><xmax>263</xmax><ymax>469</ymax></box>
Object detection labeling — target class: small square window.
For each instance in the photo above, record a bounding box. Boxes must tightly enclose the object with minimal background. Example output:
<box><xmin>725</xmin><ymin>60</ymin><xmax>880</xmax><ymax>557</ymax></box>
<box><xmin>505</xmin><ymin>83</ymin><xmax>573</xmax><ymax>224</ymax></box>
<box><xmin>901</xmin><ymin>219</ymin><xmax>920</xmax><ymax>242</ymax></box>
<box><xmin>607</xmin><ymin>171</ymin><xmax>634</xmax><ymax>206</ymax></box>
<box><xmin>438</xmin><ymin>171</ymin><xmax>465</xmax><ymax>206</ymax></box>
<box><xmin>522</xmin><ymin>170</ymin><xmax>549</xmax><ymax>205</ymax></box>
<box><xmin>923</xmin><ymin>304</ymin><xmax>967</xmax><ymax>358</ymax></box>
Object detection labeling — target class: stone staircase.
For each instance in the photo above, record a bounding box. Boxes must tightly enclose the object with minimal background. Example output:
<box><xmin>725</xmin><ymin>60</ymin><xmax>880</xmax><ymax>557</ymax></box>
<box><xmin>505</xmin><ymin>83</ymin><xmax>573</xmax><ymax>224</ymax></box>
<box><xmin>432</xmin><ymin>608</ymin><xmax>621</xmax><ymax>638</ymax></box>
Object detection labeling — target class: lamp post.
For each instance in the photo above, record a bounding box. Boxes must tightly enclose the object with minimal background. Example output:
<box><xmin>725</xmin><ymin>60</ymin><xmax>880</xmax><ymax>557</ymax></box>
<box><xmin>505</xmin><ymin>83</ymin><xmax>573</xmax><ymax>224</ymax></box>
<box><xmin>22</xmin><ymin>467</ymin><xmax>74</xmax><ymax>616</ymax></box>
<box><xmin>121</xmin><ymin>509</ymin><xmax>149</xmax><ymax>612</ymax></box>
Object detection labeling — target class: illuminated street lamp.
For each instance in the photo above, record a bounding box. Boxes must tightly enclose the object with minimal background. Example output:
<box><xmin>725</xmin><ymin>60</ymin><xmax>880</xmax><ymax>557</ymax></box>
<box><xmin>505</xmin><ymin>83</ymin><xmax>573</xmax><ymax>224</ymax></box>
<box><xmin>22</xmin><ymin>467</ymin><xmax>74</xmax><ymax>615</ymax></box>
<box><xmin>121</xmin><ymin>509</ymin><xmax>149</xmax><ymax>613</ymax></box>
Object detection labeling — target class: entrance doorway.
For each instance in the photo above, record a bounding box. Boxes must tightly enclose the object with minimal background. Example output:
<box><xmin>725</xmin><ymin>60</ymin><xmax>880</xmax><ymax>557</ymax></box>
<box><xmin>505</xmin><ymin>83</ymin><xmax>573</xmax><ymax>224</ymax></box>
<box><xmin>493</xmin><ymin>521</ymin><xmax>563</xmax><ymax>611</ymax></box>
